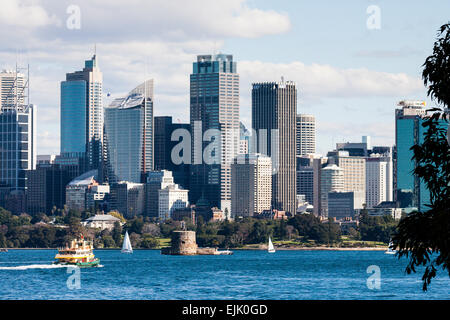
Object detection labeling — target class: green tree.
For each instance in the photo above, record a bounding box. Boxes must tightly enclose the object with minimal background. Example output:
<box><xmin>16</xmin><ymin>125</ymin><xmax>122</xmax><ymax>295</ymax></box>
<box><xmin>102</xmin><ymin>235</ymin><xmax>116</xmax><ymax>248</ymax></box>
<box><xmin>0</xmin><ymin>233</ymin><xmax>6</xmax><ymax>248</ymax></box>
<box><xmin>111</xmin><ymin>221</ymin><xmax>123</xmax><ymax>247</ymax></box>
<box><xmin>108</xmin><ymin>210</ymin><xmax>126</xmax><ymax>224</ymax></box>
<box><xmin>141</xmin><ymin>237</ymin><xmax>159</xmax><ymax>249</ymax></box>
<box><xmin>393</xmin><ymin>23</ymin><xmax>450</xmax><ymax>291</ymax></box>
<box><xmin>127</xmin><ymin>217</ymin><xmax>144</xmax><ymax>234</ymax></box>
<box><xmin>248</xmin><ymin>220</ymin><xmax>270</xmax><ymax>244</ymax></box>
<box><xmin>31</xmin><ymin>213</ymin><xmax>50</xmax><ymax>224</ymax></box>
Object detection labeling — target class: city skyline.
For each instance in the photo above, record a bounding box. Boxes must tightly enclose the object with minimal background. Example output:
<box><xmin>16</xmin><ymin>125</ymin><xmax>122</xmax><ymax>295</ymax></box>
<box><xmin>1</xmin><ymin>1</ymin><xmax>449</xmax><ymax>156</ymax></box>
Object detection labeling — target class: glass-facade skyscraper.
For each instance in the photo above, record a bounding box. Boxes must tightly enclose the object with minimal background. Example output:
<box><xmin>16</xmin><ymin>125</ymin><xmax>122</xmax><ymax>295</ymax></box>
<box><xmin>189</xmin><ymin>54</ymin><xmax>239</xmax><ymax>215</ymax></box>
<box><xmin>154</xmin><ymin>116</ymin><xmax>190</xmax><ymax>189</ymax></box>
<box><xmin>104</xmin><ymin>81</ymin><xmax>153</xmax><ymax>183</ymax></box>
<box><xmin>252</xmin><ymin>80</ymin><xmax>297</xmax><ymax>214</ymax></box>
<box><xmin>395</xmin><ymin>100</ymin><xmax>446</xmax><ymax>211</ymax></box>
<box><xmin>60</xmin><ymin>55</ymin><xmax>103</xmax><ymax>171</ymax></box>
<box><xmin>0</xmin><ymin>69</ymin><xmax>36</xmax><ymax>191</ymax></box>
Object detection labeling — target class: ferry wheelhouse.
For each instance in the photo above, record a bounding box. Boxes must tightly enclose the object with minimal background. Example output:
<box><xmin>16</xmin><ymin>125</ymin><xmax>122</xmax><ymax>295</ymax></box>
<box><xmin>54</xmin><ymin>236</ymin><xmax>100</xmax><ymax>267</ymax></box>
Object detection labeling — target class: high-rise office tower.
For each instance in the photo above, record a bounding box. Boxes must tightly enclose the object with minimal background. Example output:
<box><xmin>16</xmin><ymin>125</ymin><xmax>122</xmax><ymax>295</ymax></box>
<box><xmin>0</xmin><ymin>68</ymin><xmax>36</xmax><ymax>191</ymax></box>
<box><xmin>252</xmin><ymin>80</ymin><xmax>297</xmax><ymax>214</ymax></box>
<box><xmin>190</xmin><ymin>54</ymin><xmax>239</xmax><ymax>215</ymax></box>
<box><xmin>104</xmin><ymin>80</ymin><xmax>153</xmax><ymax>183</ymax></box>
<box><xmin>328</xmin><ymin>150</ymin><xmax>366</xmax><ymax>210</ymax></box>
<box><xmin>154</xmin><ymin>116</ymin><xmax>173</xmax><ymax>172</ymax></box>
<box><xmin>154</xmin><ymin>116</ymin><xmax>190</xmax><ymax>189</ymax></box>
<box><xmin>60</xmin><ymin>55</ymin><xmax>103</xmax><ymax>171</ymax></box>
<box><xmin>296</xmin><ymin>114</ymin><xmax>316</xmax><ymax>156</ymax></box>
<box><xmin>312</xmin><ymin>157</ymin><xmax>327</xmax><ymax>216</ymax></box>
<box><xmin>296</xmin><ymin>156</ymin><xmax>314</xmax><ymax>205</ymax></box>
<box><xmin>108</xmin><ymin>181</ymin><xmax>145</xmax><ymax>218</ymax></box>
<box><xmin>320</xmin><ymin>164</ymin><xmax>344</xmax><ymax>217</ymax></box>
<box><xmin>366</xmin><ymin>156</ymin><xmax>388</xmax><ymax>208</ymax></box>
<box><xmin>394</xmin><ymin>100</ymin><xmax>445</xmax><ymax>211</ymax></box>
<box><xmin>0</xmin><ymin>69</ymin><xmax>26</xmax><ymax>109</ymax></box>
<box><xmin>231</xmin><ymin>153</ymin><xmax>272</xmax><ymax>217</ymax></box>
<box><xmin>26</xmin><ymin>164</ymin><xmax>73</xmax><ymax>215</ymax></box>
<box><xmin>145</xmin><ymin>170</ymin><xmax>175</xmax><ymax>218</ymax></box>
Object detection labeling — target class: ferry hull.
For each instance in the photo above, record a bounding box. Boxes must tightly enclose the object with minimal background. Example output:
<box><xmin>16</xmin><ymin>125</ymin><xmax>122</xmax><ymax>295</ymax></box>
<box><xmin>54</xmin><ymin>258</ymin><xmax>100</xmax><ymax>268</ymax></box>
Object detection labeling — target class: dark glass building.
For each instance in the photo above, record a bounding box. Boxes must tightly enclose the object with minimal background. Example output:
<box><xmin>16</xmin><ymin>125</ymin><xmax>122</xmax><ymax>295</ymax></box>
<box><xmin>189</xmin><ymin>54</ymin><xmax>239</xmax><ymax>215</ymax></box>
<box><xmin>154</xmin><ymin>116</ymin><xmax>190</xmax><ymax>189</ymax></box>
<box><xmin>25</xmin><ymin>164</ymin><xmax>74</xmax><ymax>215</ymax></box>
<box><xmin>252</xmin><ymin>80</ymin><xmax>297</xmax><ymax>214</ymax></box>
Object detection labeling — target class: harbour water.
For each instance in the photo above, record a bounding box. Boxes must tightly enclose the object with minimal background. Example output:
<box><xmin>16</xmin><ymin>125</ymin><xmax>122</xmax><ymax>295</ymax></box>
<box><xmin>0</xmin><ymin>249</ymin><xmax>448</xmax><ymax>300</ymax></box>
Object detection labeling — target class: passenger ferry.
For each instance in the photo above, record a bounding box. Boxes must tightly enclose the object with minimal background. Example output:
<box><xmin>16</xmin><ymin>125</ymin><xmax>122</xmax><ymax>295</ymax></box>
<box><xmin>54</xmin><ymin>235</ymin><xmax>100</xmax><ymax>267</ymax></box>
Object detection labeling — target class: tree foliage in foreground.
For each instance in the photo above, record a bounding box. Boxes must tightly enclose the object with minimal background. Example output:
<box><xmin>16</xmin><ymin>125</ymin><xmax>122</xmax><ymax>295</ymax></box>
<box><xmin>393</xmin><ymin>23</ymin><xmax>450</xmax><ymax>291</ymax></box>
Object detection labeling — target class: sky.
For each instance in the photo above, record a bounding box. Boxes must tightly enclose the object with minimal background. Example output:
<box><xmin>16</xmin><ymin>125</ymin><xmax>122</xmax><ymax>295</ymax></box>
<box><xmin>0</xmin><ymin>0</ymin><xmax>449</xmax><ymax>156</ymax></box>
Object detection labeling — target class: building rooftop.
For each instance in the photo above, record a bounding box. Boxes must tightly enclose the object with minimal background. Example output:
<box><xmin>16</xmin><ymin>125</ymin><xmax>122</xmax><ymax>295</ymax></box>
<box><xmin>69</xmin><ymin>170</ymin><xmax>98</xmax><ymax>186</ymax></box>
<box><xmin>84</xmin><ymin>214</ymin><xmax>120</xmax><ymax>222</ymax></box>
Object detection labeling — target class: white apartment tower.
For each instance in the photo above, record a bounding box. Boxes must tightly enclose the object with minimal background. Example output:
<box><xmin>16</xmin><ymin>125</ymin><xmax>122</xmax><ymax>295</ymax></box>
<box><xmin>296</xmin><ymin>114</ymin><xmax>316</xmax><ymax>156</ymax></box>
<box><xmin>366</xmin><ymin>157</ymin><xmax>387</xmax><ymax>208</ymax></box>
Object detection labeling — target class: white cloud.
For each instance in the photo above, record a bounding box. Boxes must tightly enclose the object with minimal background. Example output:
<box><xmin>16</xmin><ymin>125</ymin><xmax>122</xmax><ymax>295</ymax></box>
<box><xmin>0</xmin><ymin>0</ymin><xmax>60</xmax><ymax>28</ymax></box>
<box><xmin>239</xmin><ymin>60</ymin><xmax>424</xmax><ymax>100</ymax></box>
<box><xmin>17</xmin><ymin>0</ymin><xmax>290</xmax><ymax>42</ymax></box>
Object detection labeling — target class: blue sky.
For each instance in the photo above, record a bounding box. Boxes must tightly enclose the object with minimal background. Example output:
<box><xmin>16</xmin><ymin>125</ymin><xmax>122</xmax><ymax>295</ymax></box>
<box><xmin>0</xmin><ymin>0</ymin><xmax>448</xmax><ymax>155</ymax></box>
<box><xmin>225</xmin><ymin>0</ymin><xmax>450</xmax><ymax>152</ymax></box>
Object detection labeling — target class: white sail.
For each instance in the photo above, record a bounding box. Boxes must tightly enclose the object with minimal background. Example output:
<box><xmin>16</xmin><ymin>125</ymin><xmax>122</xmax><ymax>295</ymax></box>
<box><xmin>121</xmin><ymin>231</ymin><xmax>133</xmax><ymax>253</ymax></box>
<box><xmin>268</xmin><ymin>237</ymin><xmax>275</xmax><ymax>253</ymax></box>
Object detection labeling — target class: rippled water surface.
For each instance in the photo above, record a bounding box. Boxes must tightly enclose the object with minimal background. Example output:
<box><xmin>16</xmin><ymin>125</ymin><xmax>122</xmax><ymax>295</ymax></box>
<box><xmin>0</xmin><ymin>249</ymin><xmax>448</xmax><ymax>300</ymax></box>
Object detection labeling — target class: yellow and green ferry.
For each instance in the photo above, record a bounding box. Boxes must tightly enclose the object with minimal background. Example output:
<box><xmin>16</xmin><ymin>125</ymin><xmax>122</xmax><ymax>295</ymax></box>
<box><xmin>54</xmin><ymin>236</ymin><xmax>100</xmax><ymax>267</ymax></box>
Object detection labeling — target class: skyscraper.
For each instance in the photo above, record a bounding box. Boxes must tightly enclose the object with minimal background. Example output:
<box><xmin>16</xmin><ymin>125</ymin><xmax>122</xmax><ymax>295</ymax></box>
<box><xmin>60</xmin><ymin>55</ymin><xmax>103</xmax><ymax>171</ymax></box>
<box><xmin>320</xmin><ymin>164</ymin><xmax>344</xmax><ymax>217</ymax></box>
<box><xmin>153</xmin><ymin>116</ymin><xmax>190</xmax><ymax>189</ymax></box>
<box><xmin>104</xmin><ymin>80</ymin><xmax>153</xmax><ymax>183</ymax></box>
<box><xmin>296</xmin><ymin>114</ymin><xmax>316</xmax><ymax>156</ymax></box>
<box><xmin>189</xmin><ymin>54</ymin><xmax>239</xmax><ymax>215</ymax></box>
<box><xmin>296</xmin><ymin>156</ymin><xmax>314</xmax><ymax>205</ymax></box>
<box><xmin>0</xmin><ymin>68</ymin><xmax>36</xmax><ymax>191</ymax></box>
<box><xmin>252</xmin><ymin>80</ymin><xmax>297</xmax><ymax>214</ymax></box>
<box><xmin>394</xmin><ymin>100</ymin><xmax>445</xmax><ymax>211</ymax></box>
<box><xmin>0</xmin><ymin>69</ymin><xmax>26</xmax><ymax>109</ymax></box>
<box><xmin>328</xmin><ymin>151</ymin><xmax>366</xmax><ymax>210</ymax></box>
<box><xmin>366</xmin><ymin>156</ymin><xmax>388</xmax><ymax>208</ymax></box>
<box><xmin>231</xmin><ymin>153</ymin><xmax>272</xmax><ymax>217</ymax></box>
<box><xmin>145</xmin><ymin>170</ymin><xmax>175</xmax><ymax>218</ymax></box>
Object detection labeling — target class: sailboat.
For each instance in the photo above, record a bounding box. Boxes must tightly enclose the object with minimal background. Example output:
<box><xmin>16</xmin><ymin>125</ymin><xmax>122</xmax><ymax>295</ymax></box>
<box><xmin>267</xmin><ymin>237</ymin><xmax>275</xmax><ymax>253</ymax></box>
<box><xmin>121</xmin><ymin>231</ymin><xmax>133</xmax><ymax>254</ymax></box>
<box><xmin>385</xmin><ymin>240</ymin><xmax>396</xmax><ymax>255</ymax></box>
